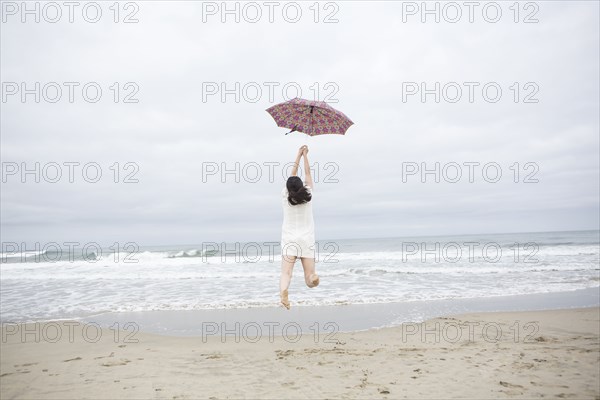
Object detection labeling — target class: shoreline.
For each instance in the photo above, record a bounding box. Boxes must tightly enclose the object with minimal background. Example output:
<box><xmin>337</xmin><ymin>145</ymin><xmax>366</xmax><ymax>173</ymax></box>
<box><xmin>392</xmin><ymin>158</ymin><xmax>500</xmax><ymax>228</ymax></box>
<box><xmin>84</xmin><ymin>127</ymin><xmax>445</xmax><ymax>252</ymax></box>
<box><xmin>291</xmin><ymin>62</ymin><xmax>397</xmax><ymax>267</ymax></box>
<box><xmin>1</xmin><ymin>287</ymin><xmax>598</xmax><ymax>336</ymax></box>
<box><xmin>84</xmin><ymin>286</ymin><xmax>600</xmax><ymax>336</ymax></box>
<box><xmin>2</xmin><ymin>306</ymin><xmax>598</xmax><ymax>399</ymax></box>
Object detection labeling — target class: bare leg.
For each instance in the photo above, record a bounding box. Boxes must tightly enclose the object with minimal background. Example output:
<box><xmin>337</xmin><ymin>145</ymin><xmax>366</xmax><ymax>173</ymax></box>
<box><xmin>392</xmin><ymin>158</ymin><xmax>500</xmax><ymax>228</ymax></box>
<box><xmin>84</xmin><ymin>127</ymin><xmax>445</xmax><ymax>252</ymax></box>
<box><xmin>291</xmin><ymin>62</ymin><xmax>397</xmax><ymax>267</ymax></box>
<box><xmin>300</xmin><ymin>257</ymin><xmax>319</xmax><ymax>288</ymax></box>
<box><xmin>280</xmin><ymin>255</ymin><xmax>296</xmax><ymax>309</ymax></box>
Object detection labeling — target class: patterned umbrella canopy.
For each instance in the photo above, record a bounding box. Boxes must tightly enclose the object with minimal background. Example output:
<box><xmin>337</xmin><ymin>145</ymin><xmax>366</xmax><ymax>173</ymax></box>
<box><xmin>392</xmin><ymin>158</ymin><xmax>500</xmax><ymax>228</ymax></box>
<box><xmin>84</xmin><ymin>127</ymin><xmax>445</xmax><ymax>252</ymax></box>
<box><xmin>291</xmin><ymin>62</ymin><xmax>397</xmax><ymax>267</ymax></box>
<box><xmin>266</xmin><ymin>97</ymin><xmax>354</xmax><ymax>136</ymax></box>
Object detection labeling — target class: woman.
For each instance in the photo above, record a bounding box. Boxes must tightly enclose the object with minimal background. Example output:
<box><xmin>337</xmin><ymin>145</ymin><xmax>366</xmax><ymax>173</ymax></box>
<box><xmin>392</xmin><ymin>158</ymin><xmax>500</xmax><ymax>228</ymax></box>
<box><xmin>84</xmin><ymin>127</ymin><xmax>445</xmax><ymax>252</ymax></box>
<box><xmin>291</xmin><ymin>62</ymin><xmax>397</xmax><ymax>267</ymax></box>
<box><xmin>280</xmin><ymin>145</ymin><xmax>319</xmax><ymax>309</ymax></box>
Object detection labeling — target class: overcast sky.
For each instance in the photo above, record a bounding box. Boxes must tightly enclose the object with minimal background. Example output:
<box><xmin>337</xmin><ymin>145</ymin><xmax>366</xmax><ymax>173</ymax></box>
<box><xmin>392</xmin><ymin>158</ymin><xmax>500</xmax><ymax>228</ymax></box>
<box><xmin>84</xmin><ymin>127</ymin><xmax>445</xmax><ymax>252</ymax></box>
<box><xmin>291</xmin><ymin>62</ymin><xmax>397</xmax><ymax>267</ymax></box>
<box><xmin>1</xmin><ymin>1</ymin><xmax>599</xmax><ymax>247</ymax></box>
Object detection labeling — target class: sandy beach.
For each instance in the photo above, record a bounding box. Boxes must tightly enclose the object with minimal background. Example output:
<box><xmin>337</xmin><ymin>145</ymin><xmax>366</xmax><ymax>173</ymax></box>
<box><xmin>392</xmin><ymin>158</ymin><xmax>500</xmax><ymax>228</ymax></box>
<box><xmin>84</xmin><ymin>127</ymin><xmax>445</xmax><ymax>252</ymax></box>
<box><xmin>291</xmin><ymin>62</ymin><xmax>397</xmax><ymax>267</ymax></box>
<box><xmin>1</xmin><ymin>307</ymin><xmax>598</xmax><ymax>399</ymax></box>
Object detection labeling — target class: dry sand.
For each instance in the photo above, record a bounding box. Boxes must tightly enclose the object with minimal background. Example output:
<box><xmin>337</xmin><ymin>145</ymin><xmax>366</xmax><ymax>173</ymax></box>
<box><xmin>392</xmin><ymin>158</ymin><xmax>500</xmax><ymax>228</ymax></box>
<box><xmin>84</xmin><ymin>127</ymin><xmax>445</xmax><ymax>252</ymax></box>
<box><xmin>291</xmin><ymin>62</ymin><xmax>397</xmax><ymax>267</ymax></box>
<box><xmin>1</xmin><ymin>307</ymin><xmax>598</xmax><ymax>399</ymax></box>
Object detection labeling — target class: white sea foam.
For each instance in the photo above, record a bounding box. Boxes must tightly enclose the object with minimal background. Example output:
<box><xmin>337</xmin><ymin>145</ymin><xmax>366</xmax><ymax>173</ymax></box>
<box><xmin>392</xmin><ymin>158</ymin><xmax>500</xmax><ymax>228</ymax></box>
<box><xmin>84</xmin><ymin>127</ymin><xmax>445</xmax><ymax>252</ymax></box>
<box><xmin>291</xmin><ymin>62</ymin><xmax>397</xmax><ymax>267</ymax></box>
<box><xmin>1</xmin><ymin>231</ymin><xmax>598</xmax><ymax>322</ymax></box>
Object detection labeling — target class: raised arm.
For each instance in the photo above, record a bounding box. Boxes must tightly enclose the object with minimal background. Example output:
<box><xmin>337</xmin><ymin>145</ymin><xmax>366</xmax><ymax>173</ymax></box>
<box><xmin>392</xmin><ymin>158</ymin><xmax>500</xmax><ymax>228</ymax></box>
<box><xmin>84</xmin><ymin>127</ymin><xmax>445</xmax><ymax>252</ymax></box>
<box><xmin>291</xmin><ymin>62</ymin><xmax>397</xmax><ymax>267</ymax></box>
<box><xmin>291</xmin><ymin>145</ymin><xmax>306</xmax><ymax>177</ymax></box>
<box><xmin>302</xmin><ymin>146</ymin><xmax>313</xmax><ymax>188</ymax></box>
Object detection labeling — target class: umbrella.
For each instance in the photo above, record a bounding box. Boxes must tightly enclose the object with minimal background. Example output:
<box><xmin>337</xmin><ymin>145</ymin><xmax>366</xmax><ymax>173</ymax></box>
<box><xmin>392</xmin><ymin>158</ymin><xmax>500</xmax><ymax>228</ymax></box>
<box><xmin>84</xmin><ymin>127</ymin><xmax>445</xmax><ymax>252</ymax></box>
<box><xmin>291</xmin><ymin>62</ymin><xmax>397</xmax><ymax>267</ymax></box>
<box><xmin>266</xmin><ymin>97</ymin><xmax>354</xmax><ymax>136</ymax></box>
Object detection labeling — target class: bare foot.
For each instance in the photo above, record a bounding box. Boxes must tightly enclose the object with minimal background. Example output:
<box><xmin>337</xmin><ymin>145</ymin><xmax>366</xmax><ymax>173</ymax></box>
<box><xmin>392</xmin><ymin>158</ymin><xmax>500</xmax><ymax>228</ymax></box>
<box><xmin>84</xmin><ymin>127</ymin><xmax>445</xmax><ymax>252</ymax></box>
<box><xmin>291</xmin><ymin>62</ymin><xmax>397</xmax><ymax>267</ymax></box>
<box><xmin>280</xmin><ymin>289</ymin><xmax>290</xmax><ymax>310</ymax></box>
<box><xmin>310</xmin><ymin>274</ymin><xmax>320</xmax><ymax>287</ymax></box>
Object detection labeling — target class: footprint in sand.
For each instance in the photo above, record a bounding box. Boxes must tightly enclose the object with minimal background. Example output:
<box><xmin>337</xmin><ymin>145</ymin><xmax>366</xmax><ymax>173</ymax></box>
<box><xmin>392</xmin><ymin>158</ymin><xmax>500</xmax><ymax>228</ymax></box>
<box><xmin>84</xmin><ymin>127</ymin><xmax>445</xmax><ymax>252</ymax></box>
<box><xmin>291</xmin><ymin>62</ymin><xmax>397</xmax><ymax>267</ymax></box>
<box><xmin>94</xmin><ymin>352</ymin><xmax>115</xmax><ymax>360</ymax></box>
<box><xmin>275</xmin><ymin>350</ymin><xmax>294</xmax><ymax>359</ymax></box>
<box><xmin>499</xmin><ymin>381</ymin><xmax>524</xmax><ymax>389</ymax></box>
<box><xmin>101</xmin><ymin>359</ymin><xmax>131</xmax><ymax>367</ymax></box>
<box><xmin>199</xmin><ymin>353</ymin><xmax>223</xmax><ymax>360</ymax></box>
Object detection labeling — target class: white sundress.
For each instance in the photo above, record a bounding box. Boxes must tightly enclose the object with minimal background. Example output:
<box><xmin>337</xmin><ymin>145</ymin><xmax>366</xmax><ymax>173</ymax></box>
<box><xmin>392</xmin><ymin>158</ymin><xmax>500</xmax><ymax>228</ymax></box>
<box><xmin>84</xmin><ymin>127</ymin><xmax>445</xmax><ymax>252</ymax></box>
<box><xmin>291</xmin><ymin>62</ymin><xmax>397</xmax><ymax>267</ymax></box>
<box><xmin>281</xmin><ymin>185</ymin><xmax>315</xmax><ymax>259</ymax></box>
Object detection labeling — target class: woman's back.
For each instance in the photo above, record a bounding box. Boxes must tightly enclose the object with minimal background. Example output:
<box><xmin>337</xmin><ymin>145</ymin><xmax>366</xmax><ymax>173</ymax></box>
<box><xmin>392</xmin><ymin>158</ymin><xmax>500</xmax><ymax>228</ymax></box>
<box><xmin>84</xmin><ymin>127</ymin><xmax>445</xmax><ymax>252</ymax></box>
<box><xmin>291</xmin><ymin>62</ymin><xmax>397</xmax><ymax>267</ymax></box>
<box><xmin>281</xmin><ymin>185</ymin><xmax>315</xmax><ymax>257</ymax></box>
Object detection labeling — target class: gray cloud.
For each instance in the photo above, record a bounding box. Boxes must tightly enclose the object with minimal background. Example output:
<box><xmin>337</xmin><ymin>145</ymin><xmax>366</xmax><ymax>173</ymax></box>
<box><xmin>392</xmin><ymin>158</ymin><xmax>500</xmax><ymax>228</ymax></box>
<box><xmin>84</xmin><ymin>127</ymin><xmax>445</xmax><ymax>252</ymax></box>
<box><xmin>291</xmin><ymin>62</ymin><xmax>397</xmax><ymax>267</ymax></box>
<box><xmin>1</xmin><ymin>1</ymin><xmax>598</xmax><ymax>247</ymax></box>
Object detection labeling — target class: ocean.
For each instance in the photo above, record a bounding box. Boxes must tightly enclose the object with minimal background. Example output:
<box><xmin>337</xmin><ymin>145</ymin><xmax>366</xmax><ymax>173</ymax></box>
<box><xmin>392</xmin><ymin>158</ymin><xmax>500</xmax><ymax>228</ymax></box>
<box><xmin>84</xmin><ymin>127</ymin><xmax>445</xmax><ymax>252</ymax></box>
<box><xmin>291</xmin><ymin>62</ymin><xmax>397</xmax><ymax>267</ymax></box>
<box><xmin>1</xmin><ymin>230</ymin><xmax>598</xmax><ymax>323</ymax></box>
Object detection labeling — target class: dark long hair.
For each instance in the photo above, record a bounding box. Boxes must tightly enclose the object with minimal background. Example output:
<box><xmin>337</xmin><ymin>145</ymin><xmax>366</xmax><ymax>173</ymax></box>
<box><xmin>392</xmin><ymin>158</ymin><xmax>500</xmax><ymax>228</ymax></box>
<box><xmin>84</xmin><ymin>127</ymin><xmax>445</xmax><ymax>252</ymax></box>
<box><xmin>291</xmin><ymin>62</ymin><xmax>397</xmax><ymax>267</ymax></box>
<box><xmin>286</xmin><ymin>176</ymin><xmax>312</xmax><ymax>206</ymax></box>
